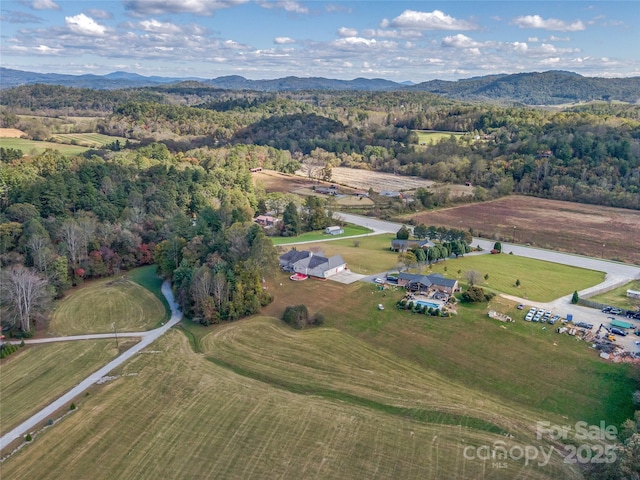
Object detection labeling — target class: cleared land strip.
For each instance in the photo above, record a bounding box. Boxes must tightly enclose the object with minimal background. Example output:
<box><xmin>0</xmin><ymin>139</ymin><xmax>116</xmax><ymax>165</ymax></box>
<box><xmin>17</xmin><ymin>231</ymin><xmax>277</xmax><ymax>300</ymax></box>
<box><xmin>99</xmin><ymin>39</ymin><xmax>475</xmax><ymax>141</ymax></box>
<box><xmin>0</xmin><ymin>281</ymin><xmax>182</xmax><ymax>451</ymax></box>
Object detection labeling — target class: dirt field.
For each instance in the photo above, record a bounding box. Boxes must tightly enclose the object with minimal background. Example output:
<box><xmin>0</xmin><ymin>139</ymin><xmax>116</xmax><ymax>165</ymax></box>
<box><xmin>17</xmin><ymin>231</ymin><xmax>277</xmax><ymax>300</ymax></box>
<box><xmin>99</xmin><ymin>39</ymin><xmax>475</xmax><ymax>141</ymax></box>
<box><xmin>254</xmin><ymin>168</ymin><xmax>473</xmax><ymax>200</ymax></box>
<box><xmin>0</xmin><ymin>128</ymin><xmax>26</xmax><ymax>138</ymax></box>
<box><xmin>410</xmin><ymin>196</ymin><xmax>640</xmax><ymax>265</ymax></box>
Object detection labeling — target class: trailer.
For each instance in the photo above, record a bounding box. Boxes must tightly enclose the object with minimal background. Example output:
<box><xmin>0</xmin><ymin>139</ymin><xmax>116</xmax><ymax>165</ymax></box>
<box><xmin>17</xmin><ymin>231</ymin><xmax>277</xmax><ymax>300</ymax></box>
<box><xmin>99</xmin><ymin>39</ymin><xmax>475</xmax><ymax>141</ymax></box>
<box><xmin>610</xmin><ymin>319</ymin><xmax>634</xmax><ymax>329</ymax></box>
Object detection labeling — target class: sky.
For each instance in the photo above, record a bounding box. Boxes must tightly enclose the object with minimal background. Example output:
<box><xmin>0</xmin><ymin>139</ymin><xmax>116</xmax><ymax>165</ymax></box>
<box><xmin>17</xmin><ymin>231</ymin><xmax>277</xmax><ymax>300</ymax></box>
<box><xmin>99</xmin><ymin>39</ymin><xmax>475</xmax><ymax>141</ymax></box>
<box><xmin>1</xmin><ymin>1</ymin><xmax>638</xmax><ymax>82</ymax></box>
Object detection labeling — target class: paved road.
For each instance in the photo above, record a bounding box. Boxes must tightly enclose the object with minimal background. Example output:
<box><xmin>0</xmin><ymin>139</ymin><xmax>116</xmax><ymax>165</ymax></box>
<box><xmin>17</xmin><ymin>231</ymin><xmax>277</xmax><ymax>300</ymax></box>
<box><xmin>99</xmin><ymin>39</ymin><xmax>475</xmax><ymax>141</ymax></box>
<box><xmin>0</xmin><ymin>281</ymin><xmax>183</xmax><ymax>451</ymax></box>
<box><xmin>334</xmin><ymin>212</ymin><xmax>640</xmax><ymax>279</ymax></box>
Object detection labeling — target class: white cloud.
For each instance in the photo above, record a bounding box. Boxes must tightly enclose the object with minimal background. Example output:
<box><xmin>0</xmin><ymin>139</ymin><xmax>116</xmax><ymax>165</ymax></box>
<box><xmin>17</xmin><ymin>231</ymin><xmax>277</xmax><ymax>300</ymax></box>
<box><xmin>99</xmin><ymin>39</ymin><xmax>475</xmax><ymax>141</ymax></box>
<box><xmin>35</xmin><ymin>44</ymin><xmax>59</xmax><ymax>53</ymax></box>
<box><xmin>65</xmin><ymin>13</ymin><xmax>107</xmax><ymax>36</ymax></box>
<box><xmin>274</xmin><ymin>36</ymin><xmax>295</xmax><ymax>44</ymax></box>
<box><xmin>540</xmin><ymin>57</ymin><xmax>560</xmax><ymax>65</ymax></box>
<box><xmin>512</xmin><ymin>42</ymin><xmax>528</xmax><ymax>53</ymax></box>
<box><xmin>257</xmin><ymin>0</ymin><xmax>309</xmax><ymax>14</ymax></box>
<box><xmin>391</xmin><ymin>10</ymin><xmax>476</xmax><ymax>31</ymax></box>
<box><xmin>512</xmin><ymin>15</ymin><xmax>585</xmax><ymax>32</ymax></box>
<box><xmin>325</xmin><ymin>4</ymin><xmax>351</xmax><ymax>14</ymax></box>
<box><xmin>441</xmin><ymin>34</ymin><xmax>483</xmax><ymax>49</ymax></box>
<box><xmin>86</xmin><ymin>9</ymin><xmax>112</xmax><ymax>20</ymax></box>
<box><xmin>338</xmin><ymin>27</ymin><xmax>358</xmax><ymax>37</ymax></box>
<box><xmin>124</xmin><ymin>0</ymin><xmax>248</xmax><ymax>15</ymax></box>
<box><xmin>548</xmin><ymin>35</ymin><xmax>570</xmax><ymax>42</ymax></box>
<box><xmin>527</xmin><ymin>37</ymin><xmax>539</xmax><ymax>43</ymax></box>
<box><xmin>362</xmin><ymin>28</ymin><xmax>422</xmax><ymax>39</ymax></box>
<box><xmin>31</xmin><ymin>0</ymin><xmax>60</xmax><ymax>10</ymax></box>
<box><xmin>333</xmin><ymin>37</ymin><xmax>378</xmax><ymax>47</ymax></box>
<box><xmin>138</xmin><ymin>19</ymin><xmax>183</xmax><ymax>34</ymax></box>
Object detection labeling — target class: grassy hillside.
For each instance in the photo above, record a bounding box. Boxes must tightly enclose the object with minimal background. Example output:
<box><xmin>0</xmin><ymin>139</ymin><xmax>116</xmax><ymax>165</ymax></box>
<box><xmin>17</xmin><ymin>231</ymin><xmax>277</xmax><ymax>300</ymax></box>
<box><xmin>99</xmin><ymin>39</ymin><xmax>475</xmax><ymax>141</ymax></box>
<box><xmin>261</xmin><ymin>275</ymin><xmax>638</xmax><ymax>427</ymax></box>
<box><xmin>0</xmin><ymin>340</ymin><xmax>118</xmax><ymax>436</ymax></box>
<box><xmin>49</xmin><ymin>276</ymin><xmax>167</xmax><ymax>335</ymax></box>
<box><xmin>0</xmin><ymin>137</ymin><xmax>89</xmax><ymax>155</ymax></box>
<box><xmin>1</xmin><ymin>331</ymin><xmax>581</xmax><ymax>479</ymax></box>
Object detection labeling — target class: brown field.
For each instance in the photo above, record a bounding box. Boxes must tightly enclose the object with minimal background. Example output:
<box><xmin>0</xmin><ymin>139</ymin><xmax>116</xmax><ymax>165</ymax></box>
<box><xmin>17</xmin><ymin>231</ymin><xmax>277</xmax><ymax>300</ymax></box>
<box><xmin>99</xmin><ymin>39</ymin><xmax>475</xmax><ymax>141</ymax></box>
<box><xmin>254</xmin><ymin>168</ymin><xmax>473</xmax><ymax>201</ymax></box>
<box><xmin>0</xmin><ymin>128</ymin><xmax>26</xmax><ymax>138</ymax></box>
<box><xmin>409</xmin><ymin>196</ymin><xmax>640</xmax><ymax>265</ymax></box>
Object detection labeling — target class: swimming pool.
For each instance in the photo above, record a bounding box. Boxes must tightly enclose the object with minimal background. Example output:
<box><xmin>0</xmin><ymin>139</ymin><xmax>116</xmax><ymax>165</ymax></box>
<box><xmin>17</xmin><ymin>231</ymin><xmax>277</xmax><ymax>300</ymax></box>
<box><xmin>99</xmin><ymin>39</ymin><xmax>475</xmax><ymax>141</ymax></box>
<box><xmin>416</xmin><ymin>300</ymin><xmax>441</xmax><ymax>309</ymax></box>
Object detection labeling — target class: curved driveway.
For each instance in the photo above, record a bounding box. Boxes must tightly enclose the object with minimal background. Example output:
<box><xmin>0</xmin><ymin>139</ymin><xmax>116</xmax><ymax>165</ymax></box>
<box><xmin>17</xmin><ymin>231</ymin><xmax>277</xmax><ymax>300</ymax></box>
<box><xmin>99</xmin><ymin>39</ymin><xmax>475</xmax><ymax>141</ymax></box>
<box><xmin>0</xmin><ymin>281</ymin><xmax>182</xmax><ymax>451</ymax></box>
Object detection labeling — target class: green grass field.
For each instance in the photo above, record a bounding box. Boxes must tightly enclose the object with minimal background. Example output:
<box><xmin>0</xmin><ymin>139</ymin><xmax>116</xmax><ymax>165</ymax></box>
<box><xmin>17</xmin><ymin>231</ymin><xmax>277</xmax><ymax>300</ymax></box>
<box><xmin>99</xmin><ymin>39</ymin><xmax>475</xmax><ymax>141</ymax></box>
<box><xmin>127</xmin><ymin>265</ymin><xmax>171</xmax><ymax>319</ymax></box>
<box><xmin>49</xmin><ymin>276</ymin><xmax>167</xmax><ymax>335</ymax></box>
<box><xmin>261</xmin><ymin>275</ymin><xmax>638</xmax><ymax>428</ymax></box>
<box><xmin>413</xmin><ymin>130</ymin><xmax>465</xmax><ymax>145</ymax></box>
<box><xmin>49</xmin><ymin>133</ymin><xmax>126</xmax><ymax>147</ymax></box>
<box><xmin>0</xmin><ymin>340</ymin><xmax>117</xmax><ymax>436</ymax></box>
<box><xmin>424</xmin><ymin>254</ymin><xmax>605</xmax><ymax>302</ymax></box>
<box><xmin>0</xmin><ymin>138</ymin><xmax>89</xmax><ymax>156</ymax></box>
<box><xmin>271</xmin><ymin>225</ymin><xmax>373</xmax><ymax>245</ymax></box>
<box><xmin>0</xmin><ymin>330</ymin><xmax>582</xmax><ymax>479</ymax></box>
<box><xmin>589</xmin><ymin>280</ymin><xmax>640</xmax><ymax>311</ymax></box>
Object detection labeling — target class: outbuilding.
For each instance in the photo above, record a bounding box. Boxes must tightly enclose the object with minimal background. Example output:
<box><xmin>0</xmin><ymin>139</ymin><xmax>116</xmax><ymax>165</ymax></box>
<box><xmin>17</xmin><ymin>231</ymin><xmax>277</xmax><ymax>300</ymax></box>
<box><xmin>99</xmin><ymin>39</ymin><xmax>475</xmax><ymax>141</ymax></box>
<box><xmin>325</xmin><ymin>226</ymin><xmax>344</xmax><ymax>235</ymax></box>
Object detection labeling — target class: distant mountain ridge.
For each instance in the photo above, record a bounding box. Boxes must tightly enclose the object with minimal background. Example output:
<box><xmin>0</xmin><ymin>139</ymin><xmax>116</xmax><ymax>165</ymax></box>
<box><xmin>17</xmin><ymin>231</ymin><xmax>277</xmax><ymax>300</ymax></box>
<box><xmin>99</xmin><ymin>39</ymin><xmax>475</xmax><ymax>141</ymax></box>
<box><xmin>1</xmin><ymin>67</ymin><xmax>638</xmax><ymax>104</ymax></box>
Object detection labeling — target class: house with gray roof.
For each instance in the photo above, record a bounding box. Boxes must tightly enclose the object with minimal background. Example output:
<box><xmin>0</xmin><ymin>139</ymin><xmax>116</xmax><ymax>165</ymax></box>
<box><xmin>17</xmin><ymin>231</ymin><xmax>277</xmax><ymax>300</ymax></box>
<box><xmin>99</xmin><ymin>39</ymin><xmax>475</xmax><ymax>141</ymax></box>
<box><xmin>397</xmin><ymin>272</ymin><xmax>458</xmax><ymax>294</ymax></box>
<box><xmin>279</xmin><ymin>250</ymin><xmax>347</xmax><ymax>279</ymax></box>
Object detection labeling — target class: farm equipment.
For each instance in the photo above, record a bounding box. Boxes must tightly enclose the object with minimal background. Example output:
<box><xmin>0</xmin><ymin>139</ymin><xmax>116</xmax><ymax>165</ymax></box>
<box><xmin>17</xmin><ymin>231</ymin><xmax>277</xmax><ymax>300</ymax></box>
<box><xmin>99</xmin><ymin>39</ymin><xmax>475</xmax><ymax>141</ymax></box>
<box><xmin>596</xmin><ymin>324</ymin><xmax>616</xmax><ymax>342</ymax></box>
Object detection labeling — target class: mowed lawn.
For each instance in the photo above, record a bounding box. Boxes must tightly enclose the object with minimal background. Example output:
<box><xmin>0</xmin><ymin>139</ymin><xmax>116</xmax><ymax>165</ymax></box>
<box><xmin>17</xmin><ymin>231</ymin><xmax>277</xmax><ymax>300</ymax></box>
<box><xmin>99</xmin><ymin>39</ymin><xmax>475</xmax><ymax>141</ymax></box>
<box><xmin>50</xmin><ymin>276</ymin><xmax>167</xmax><ymax>335</ymax></box>
<box><xmin>271</xmin><ymin>224</ymin><xmax>372</xmax><ymax>245</ymax></box>
<box><xmin>589</xmin><ymin>280</ymin><xmax>640</xmax><ymax>311</ymax></box>
<box><xmin>1</xmin><ymin>331</ymin><xmax>581</xmax><ymax>480</ymax></box>
<box><xmin>425</xmin><ymin>253</ymin><xmax>605</xmax><ymax>302</ymax></box>
<box><xmin>0</xmin><ymin>340</ymin><xmax>117</xmax><ymax>436</ymax></box>
<box><xmin>0</xmin><ymin>138</ymin><xmax>89</xmax><ymax>156</ymax></box>
<box><xmin>261</xmin><ymin>275</ymin><xmax>638</xmax><ymax>427</ymax></box>
<box><xmin>413</xmin><ymin>130</ymin><xmax>465</xmax><ymax>145</ymax></box>
<box><xmin>50</xmin><ymin>133</ymin><xmax>126</xmax><ymax>147</ymax></box>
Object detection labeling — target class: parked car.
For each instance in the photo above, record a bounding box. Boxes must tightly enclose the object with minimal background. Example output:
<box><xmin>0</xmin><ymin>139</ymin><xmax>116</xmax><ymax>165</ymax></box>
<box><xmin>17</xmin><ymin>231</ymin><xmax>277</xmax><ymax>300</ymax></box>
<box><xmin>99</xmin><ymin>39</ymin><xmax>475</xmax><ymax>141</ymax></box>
<box><xmin>611</xmin><ymin>327</ymin><xmax>627</xmax><ymax>336</ymax></box>
<box><xmin>374</xmin><ymin>278</ymin><xmax>385</xmax><ymax>284</ymax></box>
<box><xmin>575</xmin><ymin>322</ymin><xmax>594</xmax><ymax>329</ymax></box>
<box><xmin>525</xmin><ymin>313</ymin><xmax>534</xmax><ymax>321</ymax></box>
<box><xmin>602</xmin><ymin>306</ymin><xmax>612</xmax><ymax>313</ymax></box>
<box><xmin>549</xmin><ymin>315</ymin><xmax>560</xmax><ymax>325</ymax></box>
<box><xmin>610</xmin><ymin>308</ymin><xmax>623</xmax><ymax>315</ymax></box>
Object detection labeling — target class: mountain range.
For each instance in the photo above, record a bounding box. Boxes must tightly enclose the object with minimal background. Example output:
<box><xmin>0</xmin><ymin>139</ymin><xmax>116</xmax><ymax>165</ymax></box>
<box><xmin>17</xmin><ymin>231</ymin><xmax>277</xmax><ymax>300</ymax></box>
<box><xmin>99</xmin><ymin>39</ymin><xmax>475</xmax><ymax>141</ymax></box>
<box><xmin>1</xmin><ymin>67</ymin><xmax>638</xmax><ymax>105</ymax></box>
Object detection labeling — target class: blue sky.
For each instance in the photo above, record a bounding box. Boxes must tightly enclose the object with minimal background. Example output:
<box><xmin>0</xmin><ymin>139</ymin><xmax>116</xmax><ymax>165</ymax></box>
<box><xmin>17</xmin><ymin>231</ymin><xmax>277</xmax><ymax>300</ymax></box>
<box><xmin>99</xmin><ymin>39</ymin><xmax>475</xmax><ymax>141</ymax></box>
<box><xmin>1</xmin><ymin>1</ymin><xmax>638</xmax><ymax>82</ymax></box>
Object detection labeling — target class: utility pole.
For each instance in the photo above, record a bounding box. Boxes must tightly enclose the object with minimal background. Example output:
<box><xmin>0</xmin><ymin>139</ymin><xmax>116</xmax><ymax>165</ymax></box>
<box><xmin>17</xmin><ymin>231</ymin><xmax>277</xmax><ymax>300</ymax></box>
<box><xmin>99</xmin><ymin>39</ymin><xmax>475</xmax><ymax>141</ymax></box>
<box><xmin>112</xmin><ymin>322</ymin><xmax>119</xmax><ymax>349</ymax></box>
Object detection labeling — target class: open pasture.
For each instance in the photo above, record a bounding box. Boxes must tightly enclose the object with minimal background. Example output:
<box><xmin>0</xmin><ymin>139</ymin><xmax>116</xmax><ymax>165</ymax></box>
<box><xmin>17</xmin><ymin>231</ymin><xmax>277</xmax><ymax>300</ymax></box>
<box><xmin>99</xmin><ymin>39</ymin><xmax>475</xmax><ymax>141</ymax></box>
<box><xmin>0</xmin><ymin>340</ymin><xmax>117</xmax><ymax>436</ymax></box>
<box><xmin>49</xmin><ymin>276</ymin><xmax>167</xmax><ymax>335</ymax></box>
<box><xmin>0</xmin><ymin>137</ymin><xmax>89</xmax><ymax>156</ymax></box>
<box><xmin>410</xmin><ymin>196</ymin><xmax>640</xmax><ymax>265</ymax></box>
<box><xmin>0</xmin><ymin>128</ymin><xmax>25</xmax><ymax>138</ymax></box>
<box><xmin>49</xmin><ymin>133</ymin><xmax>125</xmax><ymax>147</ymax></box>
<box><xmin>261</xmin><ymin>275</ymin><xmax>637</xmax><ymax>427</ymax></box>
<box><xmin>1</xmin><ymin>330</ymin><xmax>581</xmax><ymax>480</ymax></box>
<box><xmin>425</xmin><ymin>253</ymin><xmax>605</xmax><ymax>302</ymax></box>
<box><xmin>330</xmin><ymin>167</ymin><xmax>437</xmax><ymax>192</ymax></box>
<box><xmin>412</xmin><ymin>130</ymin><xmax>466</xmax><ymax>145</ymax></box>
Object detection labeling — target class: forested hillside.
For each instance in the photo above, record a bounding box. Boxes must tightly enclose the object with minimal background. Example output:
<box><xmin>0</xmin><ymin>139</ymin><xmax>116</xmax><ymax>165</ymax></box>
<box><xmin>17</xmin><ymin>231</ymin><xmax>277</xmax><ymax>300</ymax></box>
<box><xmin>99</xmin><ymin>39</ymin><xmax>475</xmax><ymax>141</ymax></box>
<box><xmin>410</xmin><ymin>71</ymin><xmax>640</xmax><ymax>105</ymax></box>
<box><xmin>1</xmin><ymin>84</ymin><xmax>639</xmax><ymax>333</ymax></box>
